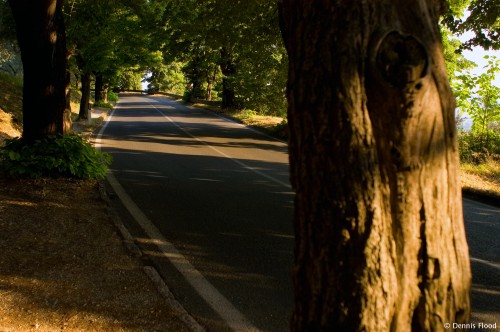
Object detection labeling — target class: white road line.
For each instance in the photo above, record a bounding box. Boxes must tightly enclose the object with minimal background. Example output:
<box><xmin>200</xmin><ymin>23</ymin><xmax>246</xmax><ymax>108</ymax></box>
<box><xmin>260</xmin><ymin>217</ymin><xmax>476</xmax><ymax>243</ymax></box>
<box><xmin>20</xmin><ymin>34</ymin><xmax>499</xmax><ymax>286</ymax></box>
<box><xmin>96</xmin><ymin>98</ymin><xmax>260</xmax><ymax>332</ymax></box>
<box><xmin>150</xmin><ymin>104</ymin><xmax>291</xmax><ymax>188</ymax></box>
<box><xmin>470</xmin><ymin>257</ymin><xmax>500</xmax><ymax>270</ymax></box>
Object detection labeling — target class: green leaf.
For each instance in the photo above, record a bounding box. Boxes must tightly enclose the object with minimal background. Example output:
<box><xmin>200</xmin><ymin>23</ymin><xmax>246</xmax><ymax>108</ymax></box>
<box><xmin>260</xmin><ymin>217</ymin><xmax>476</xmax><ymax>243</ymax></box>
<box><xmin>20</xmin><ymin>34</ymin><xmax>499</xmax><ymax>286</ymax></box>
<box><xmin>8</xmin><ymin>151</ymin><xmax>20</xmax><ymax>160</ymax></box>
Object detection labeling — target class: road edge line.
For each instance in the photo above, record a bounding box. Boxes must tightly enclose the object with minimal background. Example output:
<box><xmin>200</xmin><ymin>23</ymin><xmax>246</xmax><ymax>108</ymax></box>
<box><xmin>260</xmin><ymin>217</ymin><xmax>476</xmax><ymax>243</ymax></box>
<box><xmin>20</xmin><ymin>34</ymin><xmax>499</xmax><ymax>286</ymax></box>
<box><xmin>150</xmin><ymin>104</ymin><xmax>291</xmax><ymax>189</ymax></box>
<box><xmin>96</xmin><ymin>98</ymin><xmax>259</xmax><ymax>332</ymax></box>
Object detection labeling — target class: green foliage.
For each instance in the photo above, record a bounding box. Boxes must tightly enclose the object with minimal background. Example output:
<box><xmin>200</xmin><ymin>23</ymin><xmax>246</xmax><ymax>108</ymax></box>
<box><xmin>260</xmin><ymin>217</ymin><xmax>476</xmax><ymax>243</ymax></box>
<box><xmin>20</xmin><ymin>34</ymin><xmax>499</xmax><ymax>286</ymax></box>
<box><xmin>0</xmin><ymin>134</ymin><xmax>112</xmax><ymax>179</ymax></box>
<box><xmin>453</xmin><ymin>55</ymin><xmax>500</xmax><ymax>150</ymax></box>
<box><xmin>107</xmin><ymin>91</ymin><xmax>119</xmax><ymax>102</ymax></box>
<box><xmin>443</xmin><ymin>0</ymin><xmax>500</xmax><ymax>50</ymax></box>
<box><xmin>66</xmin><ymin>0</ymin><xmax>158</xmax><ymax>97</ymax></box>
<box><xmin>115</xmin><ymin>69</ymin><xmax>143</xmax><ymax>90</ymax></box>
<box><xmin>93</xmin><ymin>100</ymin><xmax>114</xmax><ymax>109</ymax></box>
<box><xmin>182</xmin><ymin>90</ymin><xmax>192</xmax><ymax>103</ymax></box>
<box><xmin>162</xmin><ymin>0</ymin><xmax>287</xmax><ymax>116</ymax></box>
<box><xmin>453</xmin><ymin>55</ymin><xmax>500</xmax><ymax>162</ymax></box>
<box><xmin>458</xmin><ymin>130</ymin><xmax>500</xmax><ymax>163</ymax></box>
<box><xmin>148</xmin><ymin>61</ymin><xmax>187</xmax><ymax>95</ymax></box>
<box><xmin>441</xmin><ymin>27</ymin><xmax>475</xmax><ymax>80</ymax></box>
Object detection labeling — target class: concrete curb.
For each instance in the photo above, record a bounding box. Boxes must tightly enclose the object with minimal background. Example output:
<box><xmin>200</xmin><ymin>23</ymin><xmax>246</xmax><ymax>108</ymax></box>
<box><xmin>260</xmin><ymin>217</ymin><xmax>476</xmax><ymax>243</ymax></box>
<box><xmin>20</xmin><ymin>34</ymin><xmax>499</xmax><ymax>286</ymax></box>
<box><xmin>462</xmin><ymin>188</ymin><xmax>500</xmax><ymax>208</ymax></box>
<box><xmin>143</xmin><ymin>266</ymin><xmax>206</xmax><ymax>332</ymax></box>
<box><xmin>97</xmin><ymin>182</ymin><xmax>206</xmax><ymax>332</ymax></box>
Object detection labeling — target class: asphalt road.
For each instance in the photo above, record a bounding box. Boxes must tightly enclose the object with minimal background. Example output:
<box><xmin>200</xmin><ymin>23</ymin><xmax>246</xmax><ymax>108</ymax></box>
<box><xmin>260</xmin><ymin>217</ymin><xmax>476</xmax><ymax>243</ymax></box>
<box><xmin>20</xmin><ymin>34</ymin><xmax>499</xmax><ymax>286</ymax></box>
<box><xmin>100</xmin><ymin>94</ymin><xmax>499</xmax><ymax>331</ymax></box>
<box><xmin>100</xmin><ymin>94</ymin><xmax>294</xmax><ymax>331</ymax></box>
<box><xmin>463</xmin><ymin>198</ymin><xmax>500</xmax><ymax>329</ymax></box>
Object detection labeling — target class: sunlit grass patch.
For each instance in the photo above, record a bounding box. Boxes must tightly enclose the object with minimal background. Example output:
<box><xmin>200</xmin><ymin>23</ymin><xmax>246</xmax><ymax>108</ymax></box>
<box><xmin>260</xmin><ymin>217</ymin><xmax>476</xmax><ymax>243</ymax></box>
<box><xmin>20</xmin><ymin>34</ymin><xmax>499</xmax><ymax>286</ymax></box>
<box><xmin>460</xmin><ymin>156</ymin><xmax>500</xmax><ymax>198</ymax></box>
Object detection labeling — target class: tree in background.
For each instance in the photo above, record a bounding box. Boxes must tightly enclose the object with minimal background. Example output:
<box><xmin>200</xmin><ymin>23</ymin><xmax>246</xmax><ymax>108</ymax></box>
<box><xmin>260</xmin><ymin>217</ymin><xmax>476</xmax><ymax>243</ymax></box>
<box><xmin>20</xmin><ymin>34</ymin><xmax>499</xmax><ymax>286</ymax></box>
<box><xmin>440</xmin><ymin>0</ymin><xmax>476</xmax><ymax>81</ymax></box>
<box><xmin>443</xmin><ymin>0</ymin><xmax>500</xmax><ymax>50</ymax></box>
<box><xmin>161</xmin><ymin>0</ymin><xmax>287</xmax><ymax>114</ymax></box>
<box><xmin>442</xmin><ymin>0</ymin><xmax>500</xmax><ymax>161</ymax></box>
<box><xmin>453</xmin><ymin>56</ymin><xmax>500</xmax><ymax>159</ymax></box>
<box><xmin>280</xmin><ymin>0</ymin><xmax>470</xmax><ymax>330</ymax></box>
<box><xmin>8</xmin><ymin>0</ymin><xmax>67</xmax><ymax>143</ymax></box>
<box><xmin>65</xmin><ymin>0</ymin><xmax>158</xmax><ymax>117</ymax></box>
<box><xmin>116</xmin><ymin>67</ymin><xmax>145</xmax><ymax>91</ymax></box>
<box><xmin>0</xmin><ymin>1</ymin><xmax>22</xmax><ymax>76</ymax></box>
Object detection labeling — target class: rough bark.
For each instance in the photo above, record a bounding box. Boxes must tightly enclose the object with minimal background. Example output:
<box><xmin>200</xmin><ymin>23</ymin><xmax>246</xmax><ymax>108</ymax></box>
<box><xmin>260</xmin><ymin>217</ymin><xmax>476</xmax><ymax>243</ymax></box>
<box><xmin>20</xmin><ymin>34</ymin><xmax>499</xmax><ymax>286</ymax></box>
<box><xmin>8</xmin><ymin>0</ymin><xmax>68</xmax><ymax>143</ymax></box>
<box><xmin>279</xmin><ymin>1</ymin><xmax>471</xmax><ymax>331</ymax></box>
<box><xmin>78</xmin><ymin>72</ymin><xmax>91</xmax><ymax>120</ymax></box>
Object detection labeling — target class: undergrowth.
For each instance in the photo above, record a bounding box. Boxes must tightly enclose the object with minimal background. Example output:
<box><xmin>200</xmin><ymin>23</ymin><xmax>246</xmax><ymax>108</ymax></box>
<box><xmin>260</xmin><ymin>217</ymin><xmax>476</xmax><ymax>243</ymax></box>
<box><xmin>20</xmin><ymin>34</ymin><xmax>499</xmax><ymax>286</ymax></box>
<box><xmin>461</xmin><ymin>157</ymin><xmax>500</xmax><ymax>184</ymax></box>
<box><xmin>0</xmin><ymin>134</ymin><xmax>111</xmax><ymax>179</ymax></box>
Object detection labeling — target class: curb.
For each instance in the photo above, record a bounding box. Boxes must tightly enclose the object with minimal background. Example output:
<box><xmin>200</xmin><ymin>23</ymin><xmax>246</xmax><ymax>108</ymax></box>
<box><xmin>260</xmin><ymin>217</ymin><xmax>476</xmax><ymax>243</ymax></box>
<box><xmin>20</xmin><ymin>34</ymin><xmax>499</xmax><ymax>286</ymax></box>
<box><xmin>462</xmin><ymin>188</ymin><xmax>500</xmax><ymax>208</ymax></box>
<box><xmin>97</xmin><ymin>182</ymin><xmax>206</xmax><ymax>332</ymax></box>
<box><xmin>143</xmin><ymin>266</ymin><xmax>206</xmax><ymax>332</ymax></box>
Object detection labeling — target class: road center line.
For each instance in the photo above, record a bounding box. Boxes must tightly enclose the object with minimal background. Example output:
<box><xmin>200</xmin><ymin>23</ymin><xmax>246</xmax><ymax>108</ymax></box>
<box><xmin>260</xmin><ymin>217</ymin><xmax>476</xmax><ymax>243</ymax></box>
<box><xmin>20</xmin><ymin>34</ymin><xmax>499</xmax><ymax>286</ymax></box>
<box><xmin>96</xmin><ymin>100</ymin><xmax>260</xmax><ymax>332</ymax></box>
<box><xmin>150</xmin><ymin>103</ymin><xmax>291</xmax><ymax>188</ymax></box>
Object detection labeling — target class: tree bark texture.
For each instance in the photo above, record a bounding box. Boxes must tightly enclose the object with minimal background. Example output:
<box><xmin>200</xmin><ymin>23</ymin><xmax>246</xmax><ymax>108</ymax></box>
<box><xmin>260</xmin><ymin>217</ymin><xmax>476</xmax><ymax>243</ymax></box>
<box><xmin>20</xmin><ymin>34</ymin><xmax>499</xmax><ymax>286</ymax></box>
<box><xmin>279</xmin><ymin>1</ymin><xmax>471</xmax><ymax>331</ymax></box>
<box><xmin>78</xmin><ymin>72</ymin><xmax>91</xmax><ymax>120</ymax></box>
<box><xmin>8</xmin><ymin>0</ymin><xmax>67</xmax><ymax>143</ymax></box>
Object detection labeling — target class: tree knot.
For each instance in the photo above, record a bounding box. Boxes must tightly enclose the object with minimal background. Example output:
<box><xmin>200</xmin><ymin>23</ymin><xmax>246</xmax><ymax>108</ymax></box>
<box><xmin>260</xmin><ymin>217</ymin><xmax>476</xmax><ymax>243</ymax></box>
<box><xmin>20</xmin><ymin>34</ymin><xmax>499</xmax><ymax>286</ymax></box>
<box><xmin>373</xmin><ymin>31</ymin><xmax>429</xmax><ymax>88</ymax></box>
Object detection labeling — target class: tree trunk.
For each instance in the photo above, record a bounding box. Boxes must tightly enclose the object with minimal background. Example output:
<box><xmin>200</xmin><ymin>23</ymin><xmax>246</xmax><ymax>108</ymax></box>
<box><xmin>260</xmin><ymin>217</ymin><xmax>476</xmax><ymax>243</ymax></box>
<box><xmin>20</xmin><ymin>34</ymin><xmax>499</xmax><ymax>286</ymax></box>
<box><xmin>219</xmin><ymin>46</ymin><xmax>237</xmax><ymax>109</ymax></box>
<box><xmin>221</xmin><ymin>77</ymin><xmax>236</xmax><ymax>109</ymax></box>
<box><xmin>95</xmin><ymin>73</ymin><xmax>103</xmax><ymax>103</ymax></box>
<box><xmin>63</xmin><ymin>69</ymin><xmax>72</xmax><ymax>134</ymax></box>
<box><xmin>8</xmin><ymin>0</ymin><xmax>68</xmax><ymax>143</ymax></box>
<box><xmin>94</xmin><ymin>73</ymin><xmax>108</xmax><ymax>103</ymax></box>
<box><xmin>279</xmin><ymin>1</ymin><xmax>471</xmax><ymax>331</ymax></box>
<box><xmin>78</xmin><ymin>72</ymin><xmax>91</xmax><ymax>120</ymax></box>
<box><xmin>206</xmin><ymin>65</ymin><xmax>217</xmax><ymax>101</ymax></box>
<box><xmin>102</xmin><ymin>81</ymin><xmax>109</xmax><ymax>103</ymax></box>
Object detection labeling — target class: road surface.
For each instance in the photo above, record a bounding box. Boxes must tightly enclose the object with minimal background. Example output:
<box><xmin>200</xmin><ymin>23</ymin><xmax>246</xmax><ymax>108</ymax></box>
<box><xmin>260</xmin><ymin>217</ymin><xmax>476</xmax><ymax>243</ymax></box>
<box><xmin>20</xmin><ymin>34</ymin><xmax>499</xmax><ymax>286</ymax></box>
<box><xmin>463</xmin><ymin>199</ymin><xmax>500</xmax><ymax>329</ymax></box>
<box><xmin>100</xmin><ymin>94</ymin><xmax>294</xmax><ymax>331</ymax></box>
<box><xmin>99</xmin><ymin>94</ymin><xmax>499</xmax><ymax>331</ymax></box>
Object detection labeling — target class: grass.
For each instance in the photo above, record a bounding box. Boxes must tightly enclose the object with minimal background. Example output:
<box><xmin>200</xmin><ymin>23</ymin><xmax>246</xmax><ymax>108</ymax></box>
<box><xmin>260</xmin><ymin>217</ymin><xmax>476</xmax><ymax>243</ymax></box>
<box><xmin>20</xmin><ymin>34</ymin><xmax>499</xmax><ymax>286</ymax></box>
<box><xmin>460</xmin><ymin>157</ymin><xmax>500</xmax><ymax>200</ymax></box>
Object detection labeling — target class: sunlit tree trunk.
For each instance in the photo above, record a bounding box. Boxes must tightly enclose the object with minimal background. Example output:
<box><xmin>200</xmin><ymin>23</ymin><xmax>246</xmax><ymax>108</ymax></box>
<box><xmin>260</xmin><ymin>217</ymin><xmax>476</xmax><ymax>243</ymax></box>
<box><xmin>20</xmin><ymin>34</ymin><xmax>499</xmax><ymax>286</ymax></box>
<box><xmin>279</xmin><ymin>1</ymin><xmax>471</xmax><ymax>330</ymax></box>
<box><xmin>94</xmin><ymin>73</ymin><xmax>109</xmax><ymax>103</ymax></box>
<box><xmin>8</xmin><ymin>0</ymin><xmax>67</xmax><ymax>143</ymax></box>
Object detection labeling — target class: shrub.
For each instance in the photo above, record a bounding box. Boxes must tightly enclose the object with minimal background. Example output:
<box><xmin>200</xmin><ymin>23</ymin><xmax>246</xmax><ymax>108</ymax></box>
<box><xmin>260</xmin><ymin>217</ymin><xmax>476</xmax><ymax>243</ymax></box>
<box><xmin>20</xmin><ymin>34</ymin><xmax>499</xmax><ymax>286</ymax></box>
<box><xmin>93</xmin><ymin>100</ymin><xmax>114</xmax><ymax>109</ymax></box>
<box><xmin>107</xmin><ymin>91</ymin><xmax>119</xmax><ymax>102</ymax></box>
<box><xmin>458</xmin><ymin>130</ymin><xmax>500</xmax><ymax>164</ymax></box>
<box><xmin>182</xmin><ymin>90</ymin><xmax>192</xmax><ymax>103</ymax></box>
<box><xmin>0</xmin><ymin>134</ymin><xmax>112</xmax><ymax>179</ymax></box>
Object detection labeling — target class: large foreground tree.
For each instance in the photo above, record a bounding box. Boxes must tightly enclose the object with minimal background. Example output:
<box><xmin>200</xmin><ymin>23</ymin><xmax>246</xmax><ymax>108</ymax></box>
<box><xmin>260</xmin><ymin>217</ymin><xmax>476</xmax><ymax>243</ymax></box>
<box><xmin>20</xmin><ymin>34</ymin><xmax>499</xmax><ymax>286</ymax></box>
<box><xmin>8</xmin><ymin>0</ymin><xmax>67</xmax><ymax>142</ymax></box>
<box><xmin>279</xmin><ymin>1</ymin><xmax>471</xmax><ymax>331</ymax></box>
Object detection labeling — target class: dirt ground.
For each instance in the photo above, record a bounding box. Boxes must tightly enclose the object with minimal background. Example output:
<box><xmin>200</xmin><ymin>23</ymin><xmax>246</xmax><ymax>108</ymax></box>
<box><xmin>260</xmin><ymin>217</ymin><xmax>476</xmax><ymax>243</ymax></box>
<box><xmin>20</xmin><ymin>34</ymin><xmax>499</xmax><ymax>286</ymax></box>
<box><xmin>0</xmin><ymin>176</ymin><xmax>192</xmax><ymax>332</ymax></box>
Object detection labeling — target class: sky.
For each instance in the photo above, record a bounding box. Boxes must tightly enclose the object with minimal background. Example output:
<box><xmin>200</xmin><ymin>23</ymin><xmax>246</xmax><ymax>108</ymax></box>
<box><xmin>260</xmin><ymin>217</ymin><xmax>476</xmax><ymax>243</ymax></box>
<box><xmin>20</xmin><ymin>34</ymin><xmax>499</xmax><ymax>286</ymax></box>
<box><xmin>456</xmin><ymin>32</ymin><xmax>499</xmax><ymax>129</ymax></box>
<box><xmin>459</xmin><ymin>31</ymin><xmax>500</xmax><ymax>85</ymax></box>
